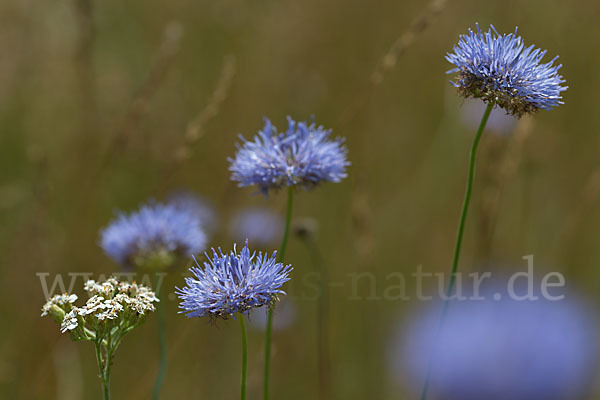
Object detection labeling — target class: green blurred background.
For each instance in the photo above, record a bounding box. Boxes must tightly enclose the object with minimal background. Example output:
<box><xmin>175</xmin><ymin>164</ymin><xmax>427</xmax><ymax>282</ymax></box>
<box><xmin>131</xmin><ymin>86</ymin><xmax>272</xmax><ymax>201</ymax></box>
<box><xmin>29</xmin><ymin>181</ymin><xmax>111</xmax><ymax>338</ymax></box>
<box><xmin>1</xmin><ymin>0</ymin><xmax>600</xmax><ymax>398</ymax></box>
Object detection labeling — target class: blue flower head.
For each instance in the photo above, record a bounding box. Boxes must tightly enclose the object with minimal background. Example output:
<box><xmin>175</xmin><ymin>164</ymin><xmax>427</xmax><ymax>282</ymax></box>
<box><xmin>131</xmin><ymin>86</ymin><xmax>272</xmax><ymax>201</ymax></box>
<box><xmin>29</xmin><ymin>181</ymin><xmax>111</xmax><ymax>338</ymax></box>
<box><xmin>176</xmin><ymin>240</ymin><xmax>292</xmax><ymax>320</ymax></box>
<box><xmin>229</xmin><ymin>117</ymin><xmax>349</xmax><ymax>194</ymax></box>
<box><xmin>100</xmin><ymin>200</ymin><xmax>207</xmax><ymax>270</ymax></box>
<box><xmin>446</xmin><ymin>24</ymin><xmax>567</xmax><ymax>116</ymax></box>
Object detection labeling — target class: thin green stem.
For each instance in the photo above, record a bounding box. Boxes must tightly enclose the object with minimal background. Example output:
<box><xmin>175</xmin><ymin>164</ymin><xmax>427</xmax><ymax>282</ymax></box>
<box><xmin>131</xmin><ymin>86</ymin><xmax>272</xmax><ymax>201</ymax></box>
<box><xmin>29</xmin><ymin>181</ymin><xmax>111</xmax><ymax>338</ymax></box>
<box><xmin>153</xmin><ymin>277</ymin><xmax>167</xmax><ymax>400</ymax></box>
<box><xmin>95</xmin><ymin>341</ymin><xmax>110</xmax><ymax>400</ymax></box>
<box><xmin>264</xmin><ymin>310</ymin><xmax>274</xmax><ymax>400</ymax></box>
<box><xmin>104</xmin><ymin>348</ymin><xmax>113</xmax><ymax>400</ymax></box>
<box><xmin>239</xmin><ymin>314</ymin><xmax>248</xmax><ymax>400</ymax></box>
<box><xmin>264</xmin><ymin>186</ymin><xmax>294</xmax><ymax>400</ymax></box>
<box><xmin>419</xmin><ymin>102</ymin><xmax>494</xmax><ymax>400</ymax></box>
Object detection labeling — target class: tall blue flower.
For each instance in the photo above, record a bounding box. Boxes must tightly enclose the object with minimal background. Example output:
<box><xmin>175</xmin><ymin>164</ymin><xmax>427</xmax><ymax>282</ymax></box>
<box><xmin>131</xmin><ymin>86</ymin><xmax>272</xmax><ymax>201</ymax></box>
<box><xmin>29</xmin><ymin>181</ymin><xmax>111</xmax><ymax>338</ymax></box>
<box><xmin>446</xmin><ymin>24</ymin><xmax>567</xmax><ymax>116</ymax></box>
<box><xmin>229</xmin><ymin>117</ymin><xmax>349</xmax><ymax>194</ymax></box>
<box><xmin>100</xmin><ymin>200</ymin><xmax>206</xmax><ymax>269</ymax></box>
<box><xmin>176</xmin><ymin>241</ymin><xmax>292</xmax><ymax>320</ymax></box>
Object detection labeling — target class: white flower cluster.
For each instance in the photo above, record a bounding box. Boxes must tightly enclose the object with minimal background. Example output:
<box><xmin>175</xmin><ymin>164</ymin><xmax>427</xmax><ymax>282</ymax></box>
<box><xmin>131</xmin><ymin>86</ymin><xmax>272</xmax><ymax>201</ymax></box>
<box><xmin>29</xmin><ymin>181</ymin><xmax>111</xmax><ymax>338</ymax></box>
<box><xmin>84</xmin><ymin>278</ymin><xmax>120</xmax><ymax>297</ymax></box>
<box><xmin>41</xmin><ymin>293</ymin><xmax>78</xmax><ymax>317</ymax></box>
<box><xmin>41</xmin><ymin>277</ymin><xmax>159</xmax><ymax>335</ymax></box>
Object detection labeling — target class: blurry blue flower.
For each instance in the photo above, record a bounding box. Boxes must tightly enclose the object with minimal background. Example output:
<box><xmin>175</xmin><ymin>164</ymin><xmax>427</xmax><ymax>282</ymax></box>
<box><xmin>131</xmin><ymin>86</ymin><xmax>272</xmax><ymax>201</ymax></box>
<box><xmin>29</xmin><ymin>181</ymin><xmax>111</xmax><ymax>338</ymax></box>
<box><xmin>392</xmin><ymin>288</ymin><xmax>597</xmax><ymax>400</ymax></box>
<box><xmin>248</xmin><ymin>298</ymin><xmax>296</xmax><ymax>332</ymax></box>
<box><xmin>228</xmin><ymin>207</ymin><xmax>283</xmax><ymax>246</ymax></box>
<box><xmin>446</xmin><ymin>24</ymin><xmax>567</xmax><ymax>116</ymax></box>
<box><xmin>167</xmin><ymin>190</ymin><xmax>219</xmax><ymax>235</ymax></box>
<box><xmin>176</xmin><ymin>240</ymin><xmax>292</xmax><ymax>319</ymax></box>
<box><xmin>100</xmin><ymin>200</ymin><xmax>206</xmax><ymax>269</ymax></box>
<box><xmin>460</xmin><ymin>99</ymin><xmax>517</xmax><ymax>135</ymax></box>
<box><xmin>229</xmin><ymin>117</ymin><xmax>349</xmax><ymax>194</ymax></box>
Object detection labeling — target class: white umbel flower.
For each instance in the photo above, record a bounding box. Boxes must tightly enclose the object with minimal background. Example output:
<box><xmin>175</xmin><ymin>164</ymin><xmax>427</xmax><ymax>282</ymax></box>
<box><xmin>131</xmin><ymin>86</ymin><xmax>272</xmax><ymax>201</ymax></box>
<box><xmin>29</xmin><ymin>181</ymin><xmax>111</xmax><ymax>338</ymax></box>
<box><xmin>60</xmin><ymin>309</ymin><xmax>79</xmax><ymax>333</ymax></box>
<box><xmin>96</xmin><ymin>300</ymin><xmax>124</xmax><ymax>321</ymax></box>
<box><xmin>41</xmin><ymin>293</ymin><xmax>78</xmax><ymax>317</ymax></box>
<box><xmin>42</xmin><ymin>276</ymin><xmax>159</xmax><ymax>338</ymax></box>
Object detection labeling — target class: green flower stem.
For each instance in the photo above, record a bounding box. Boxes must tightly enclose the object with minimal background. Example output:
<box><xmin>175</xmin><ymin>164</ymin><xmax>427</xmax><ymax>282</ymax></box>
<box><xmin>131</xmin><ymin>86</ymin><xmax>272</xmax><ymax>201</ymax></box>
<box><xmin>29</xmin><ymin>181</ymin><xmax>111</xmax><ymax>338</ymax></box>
<box><xmin>239</xmin><ymin>314</ymin><xmax>248</xmax><ymax>400</ymax></box>
<box><xmin>153</xmin><ymin>276</ymin><xmax>167</xmax><ymax>400</ymax></box>
<box><xmin>419</xmin><ymin>102</ymin><xmax>494</xmax><ymax>400</ymax></box>
<box><xmin>104</xmin><ymin>349</ymin><xmax>114</xmax><ymax>400</ymax></box>
<box><xmin>95</xmin><ymin>340</ymin><xmax>111</xmax><ymax>400</ymax></box>
<box><xmin>264</xmin><ymin>186</ymin><xmax>294</xmax><ymax>400</ymax></box>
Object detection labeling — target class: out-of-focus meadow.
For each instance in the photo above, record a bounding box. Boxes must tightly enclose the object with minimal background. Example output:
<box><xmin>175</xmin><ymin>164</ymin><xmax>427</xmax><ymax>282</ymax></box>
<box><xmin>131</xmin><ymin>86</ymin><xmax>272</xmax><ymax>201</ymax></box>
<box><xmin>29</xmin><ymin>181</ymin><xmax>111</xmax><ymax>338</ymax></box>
<box><xmin>2</xmin><ymin>0</ymin><xmax>600</xmax><ymax>398</ymax></box>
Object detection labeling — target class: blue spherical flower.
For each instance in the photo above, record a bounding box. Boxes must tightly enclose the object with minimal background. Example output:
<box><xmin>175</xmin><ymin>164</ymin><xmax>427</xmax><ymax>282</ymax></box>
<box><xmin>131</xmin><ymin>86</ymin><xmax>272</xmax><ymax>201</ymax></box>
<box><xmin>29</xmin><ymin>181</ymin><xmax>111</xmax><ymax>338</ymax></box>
<box><xmin>176</xmin><ymin>241</ymin><xmax>292</xmax><ymax>320</ymax></box>
<box><xmin>392</xmin><ymin>288</ymin><xmax>597</xmax><ymax>399</ymax></box>
<box><xmin>229</xmin><ymin>117</ymin><xmax>349</xmax><ymax>194</ymax></box>
<box><xmin>446</xmin><ymin>24</ymin><xmax>567</xmax><ymax>116</ymax></box>
<box><xmin>100</xmin><ymin>200</ymin><xmax>206</xmax><ymax>269</ymax></box>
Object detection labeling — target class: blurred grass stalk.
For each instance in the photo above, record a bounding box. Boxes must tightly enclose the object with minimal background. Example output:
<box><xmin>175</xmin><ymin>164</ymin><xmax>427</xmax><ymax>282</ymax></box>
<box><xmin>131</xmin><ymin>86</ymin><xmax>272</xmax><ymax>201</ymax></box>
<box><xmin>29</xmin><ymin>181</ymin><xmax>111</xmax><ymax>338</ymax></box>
<box><xmin>371</xmin><ymin>0</ymin><xmax>449</xmax><ymax>85</ymax></box>
<box><xmin>98</xmin><ymin>21</ymin><xmax>184</xmax><ymax>172</ymax></box>
<box><xmin>475</xmin><ymin>116</ymin><xmax>534</xmax><ymax>261</ymax></box>
<box><xmin>159</xmin><ymin>54</ymin><xmax>236</xmax><ymax>192</ymax></box>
